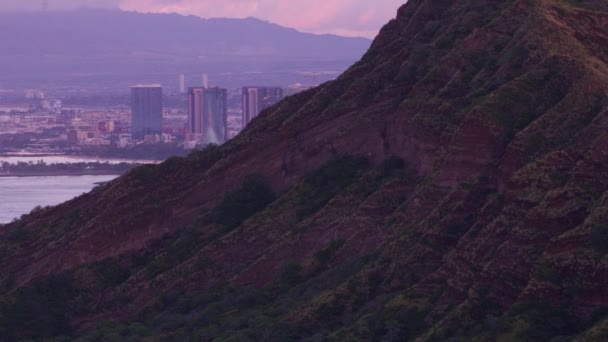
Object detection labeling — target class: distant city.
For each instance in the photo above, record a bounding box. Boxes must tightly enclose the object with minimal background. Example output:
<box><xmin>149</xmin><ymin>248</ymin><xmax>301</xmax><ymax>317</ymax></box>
<box><xmin>0</xmin><ymin>9</ymin><xmax>368</xmax><ymax>159</ymax></box>
<box><xmin>0</xmin><ymin>75</ymin><xmax>315</xmax><ymax>155</ymax></box>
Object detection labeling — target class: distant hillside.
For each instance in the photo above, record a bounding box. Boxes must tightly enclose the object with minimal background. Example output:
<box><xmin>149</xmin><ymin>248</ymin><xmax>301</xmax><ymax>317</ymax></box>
<box><xmin>0</xmin><ymin>10</ymin><xmax>369</xmax><ymax>59</ymax></box>
<box><xmin>0</xmin><ymin>10</ymin><xmax>371</xmax><ymax>91</ymax></box>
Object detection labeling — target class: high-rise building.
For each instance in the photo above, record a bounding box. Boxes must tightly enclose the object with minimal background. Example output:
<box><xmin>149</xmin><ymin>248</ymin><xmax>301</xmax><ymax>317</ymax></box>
<box><xmin>188</xmin><ymin>86</ymin><xmax>227</xmax><ymax>145</ymax></box>
<box><xmin>131</xmin><ymin>85</ymin><xmax>163</xmax><ymax>139</ymax></box>
<box><xmin>179</xmin><ymin>74</ymin><xmax>186</xmax><ymax>93</ymax></box>
<box><xmin>242</xmin><ymin>86</ymin><xmax>283</xmax><ymax>127</ymax></box>
<box><xmin>202</xmin><ymin>74</ymin><xmax>209</xmax><ymax>89</ymax></box>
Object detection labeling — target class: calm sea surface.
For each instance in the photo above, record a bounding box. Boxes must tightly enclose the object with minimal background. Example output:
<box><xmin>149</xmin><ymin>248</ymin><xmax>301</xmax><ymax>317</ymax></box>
<box><xmin>0</xmin><ymin>175</ymin><xmax>117</xmax><ymax>224</ymax></box>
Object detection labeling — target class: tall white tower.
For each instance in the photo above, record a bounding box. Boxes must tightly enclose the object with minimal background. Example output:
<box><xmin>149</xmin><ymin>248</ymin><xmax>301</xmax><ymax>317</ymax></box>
<box><xmin>202</xmin><ymin>74</ymin><xmax>209</xmax><ymax>89</ymax></box>
<box><xmin>179</xmin><ymin>74</ymin><xmax>186</xmax><ymax>93</ymax></box>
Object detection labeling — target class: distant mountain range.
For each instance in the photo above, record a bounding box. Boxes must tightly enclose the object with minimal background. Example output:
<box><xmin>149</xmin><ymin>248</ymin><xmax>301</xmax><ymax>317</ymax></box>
<box><xmin>0</xmin><ymin>10</ymin><xmax>372</xmax><ymax>92</ymax></box>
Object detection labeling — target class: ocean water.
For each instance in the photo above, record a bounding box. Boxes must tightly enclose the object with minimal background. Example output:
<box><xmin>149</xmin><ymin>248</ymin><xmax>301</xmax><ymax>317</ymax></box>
<box><xmin>0</xmin><ymin>175</ymin><xmax>117</xmax><ymax>224</ymax></box>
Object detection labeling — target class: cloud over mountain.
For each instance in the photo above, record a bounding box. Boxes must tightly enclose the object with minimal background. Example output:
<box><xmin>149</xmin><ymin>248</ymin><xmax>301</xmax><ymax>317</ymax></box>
<box><xmin>0</xmin><ymin>0</ymin><xmax>401</xmax><ymax>37</ymax></box>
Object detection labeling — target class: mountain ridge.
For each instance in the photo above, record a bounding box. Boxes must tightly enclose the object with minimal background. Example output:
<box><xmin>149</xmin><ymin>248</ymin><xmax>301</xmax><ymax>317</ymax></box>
<box><xmin>0</xmin><ymin>9</ymin><xmax>371</xmax><ymax>58</ymax></box>
<box><xmin>0</xmin><ymin>9</ymin><xmax>371</xmax><ymax>91</ymax></box>
<box><xmin>1</xmin><ymin>0</ymin><xmax>608</xmax><ymax>340</ymax></box>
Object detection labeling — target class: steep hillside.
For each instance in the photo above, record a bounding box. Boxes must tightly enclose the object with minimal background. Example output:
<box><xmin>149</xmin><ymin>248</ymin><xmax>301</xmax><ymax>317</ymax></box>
<box><xmin>1</xmin><ymin>0</ymin><xmax>608</xmax><ymax>340</ymax></box>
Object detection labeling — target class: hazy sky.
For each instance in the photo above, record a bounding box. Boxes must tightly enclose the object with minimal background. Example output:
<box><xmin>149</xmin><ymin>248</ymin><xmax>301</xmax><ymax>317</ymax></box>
<box><xmin>0</xmin><ymin>0</ymin><xmax>404</xmax><ymax>38</ymax></box>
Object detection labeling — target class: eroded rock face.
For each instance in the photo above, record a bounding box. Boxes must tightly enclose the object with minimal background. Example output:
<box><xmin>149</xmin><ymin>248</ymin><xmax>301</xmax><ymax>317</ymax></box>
<box><xmin>1</xmin><ymin>0</ymin><xmax>607</xmax><ymax>340</ymax></box>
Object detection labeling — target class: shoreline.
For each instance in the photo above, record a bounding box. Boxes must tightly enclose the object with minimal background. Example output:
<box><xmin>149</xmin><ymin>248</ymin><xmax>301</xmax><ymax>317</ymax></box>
<box><xmin>0</xmin><ymin>153</ymin><xmax>162</xmax><ymax>164</ymax></box>
<box><xmin>0</xmin><ymin>171</ymin><xmax>125</xmax><ymax>177</ymax></box>
<box><xmin>0</xmin><ymin>152</ymin><xmax>65</xmax><ymax>157</ymax></box>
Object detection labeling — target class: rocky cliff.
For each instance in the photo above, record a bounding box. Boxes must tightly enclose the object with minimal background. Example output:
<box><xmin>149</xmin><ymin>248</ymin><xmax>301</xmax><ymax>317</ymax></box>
<box><xmin>1</xmin><ymin>0</ymin><xmax>608</xmax><ymax>340</ymax></box>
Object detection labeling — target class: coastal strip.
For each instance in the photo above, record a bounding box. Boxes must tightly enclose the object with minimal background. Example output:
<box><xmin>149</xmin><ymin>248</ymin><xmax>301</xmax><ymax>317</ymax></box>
<box><xmin>0</xmin><ymin>170</ymin><xmax>126</xmax><ymax>177</ymax></box>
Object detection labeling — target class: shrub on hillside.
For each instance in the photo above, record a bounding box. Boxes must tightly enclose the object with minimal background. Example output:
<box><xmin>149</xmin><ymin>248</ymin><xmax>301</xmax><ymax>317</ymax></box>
<box><xmin>5</xmin><ymin>224</ymin><xmax>30</xmax><ymax>243</ymax></box>
<box><xmin>280</xmin><ymin>261</ymin><xmax>303</xmax><ymax>286</ymax></box>
<box><xmin>590</xmin><ymin>224</ymin><xmax>608</xmax><ymax>254</ymax></box>
<box><xmin>296</xmin><ymin>155</ymin><xmax>369</xmax><ymax>220</ymax></box>
<box><xmin>93</xmin><ymin>258</ymin><xmax>132</xmax><ymax>289</ymax></box>
<box><xmin>0</xmin><ymin>274</ymin><xmax>76</xmax><ymax>340</ymax></box>
<box><xmin>205</xmin><ymin>174</ymin><xmax>276</xmax><ymax>229</ymax></box>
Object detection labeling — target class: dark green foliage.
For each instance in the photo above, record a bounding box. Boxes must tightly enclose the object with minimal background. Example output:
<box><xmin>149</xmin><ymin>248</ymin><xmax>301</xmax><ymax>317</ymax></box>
<box><xmin>489</xmin><ymin>58</ymin><xmax>569</xmax><ymax>140</ymax></box>
<box><xmin>384</xmin><ymin>306</ymin><xmax>428</xmax><ymax>341</ymax></box>
<box><xmin>349</xmin><ymin>156</ymin><xmax>410</xmax><ymax>198</ymax></box>
<box><xmin>296</xmin><ymin>155</ymin><xmax>370</xmax><ymax>220</ymax></box>
<box><xmin>205</xmin><ymin>174</ymin><xmax>276</xmax><ymax>229</ymax></box>
<box><xmin>524</xmin><ymin>134</ymin><xmax>546</xmax><ymax>157</ymax></box>
<box><xmin>314</xmin><ymin>239</ymin><xmax>346</xmax><ymax>266</ymax></box>
<box><xmin>0</xmin><ymin>276</ymin><xmax>14</xmax><ymax>292</ymax></box>
<box><xmin>590</xmin><ymin>306</ymin><xmax>608</xmax><ymax>324</ymax></box>
<box><xmin>395</xmin><ymin>45</ymin><xmax>431</xmax><ymax>84</ymax></box>
<box><xmin>316</xmin><ymin>295</ymin><xmax>347</xmax><ymax>326</ymax></box>
<box><xmin>80</xmin><ymin>142</ymin><xmax>187</xmax><ymax>160</ymax></box>
<box><xmin>0</xmin><ymin>160</ymin><xmax>136</xmax><ymax>177</ymax></box>
<box><xmin>233</xmin><ymin>287</ymin><xmax>271</xmax><ymax>310</ymax></box>
<box><xmin>492</xmin><ymin>36</ymin><xmax>511</xmax><ymax>53</ymax></box>
<box><xmin>419</xmin><ymin>20</ymin><xmax>442</xmax><ymax>40</ymax></box>
<box><xmin>470</xmin><ymin>288</ymin><xmax>501</xmax><ymax>321</ymax></box>
<box><xmin>434</xmin><ymin>1</ymin><xmax>506</xmax><ymax>51</ymax></box>
<box><xmin>93</xmin><ymin>258</ymin><xmax>132</xmax><ymax>288</ymax></box>
<box><xmin>183</xmin><ymin>143</ymin><xmax>226</xmax><ymax>171</ymax></box>
<box><xmin>130</xmin><ymin>252</ymin><xmax>151</xmax><ymax>269</ymax></box>
<box><xmin>146</xmin><ymin>229</ymin><xmax>204</xmax><ymax>278</ymax></box>
<box><xmin>444</xmin><ymin>223</ymin><xmax>469</xmax><ymax>240</ymax></box>
<box><xmin>590</xmin><ymin>224</ymin><xmax>608</xmax><ymax>254</ymax></box>
<box><xmin>562</xmin><ymin>0</ymin><xmax>608</xmax><ymax>11</ymax></box>
<box><xmin>535</xmin><ymin>261</ymin><xmax>561</xmax><ymax>284</ymax></box>
<box><xmin>357</xmin><ymin>305</ymin><xmax>428</xmax><ymax>341</ymax></box>
<box><xmin>507</xmin><ymin>301</ymin><xmax>582</xmax><ymax>340</ymax></box>
<box><xmin>77</xmin><ymin>254</ymin><xmax>376</xmax><ymax>341</ymax></box>
<box><xmin>280</xmin><ymin>261</ymin><xmax>303</xmax><ymax>285</ymax></box>
<box><xmin>159</xmin><ymin>156</ymin><xmax>185</xmax><ymax>173</ymax></box>
<box><xmin>367</xmin><ymin>272</ymin><xmax>385</xmax><ymax>296</ymax></box>
<box><xmin>500</xmin><ymin>44</ymin><xmax>529</xmax><ymax>69</ymax></box>
<box><xmin>132</xmin><ymin>165</ymin><xmax>159</xmax><ymax>186</ymax></box>
<box><xmin>0</xmin><ymin>274</ymin><xmax>76</xmax><ymax>340</ymax></box>
<box><xmin>549</xmin><ymin>170</ymin><xmax>569</xmax><ymax>186</ymax></box>
<box><xmin>67</xmin><ymin>208</ymin><xmax>81</xmax><ymax>224</ymax></box>
<box><xmin>490</xmin><ymin>108</ymin><xmax>517</xmax><ymax>138</ymax></box>
<box><xmin>378</xmin><ymin>155</ymin><xmax>405</xmax><ymax>178</ymax></box>
<box><xmin>143</xmin><ymin>175</ymin><xmax>276</xmax><ymax>279</ymax></box>
<box><xmin>461</xmin><ymin>50</ymin><xmax>490</xmax><ymax>82</ymax></box>
<box><xmin>4</xmin><ymin>224</ymin><xmax>30</xmax><ymax>243</ymax></box>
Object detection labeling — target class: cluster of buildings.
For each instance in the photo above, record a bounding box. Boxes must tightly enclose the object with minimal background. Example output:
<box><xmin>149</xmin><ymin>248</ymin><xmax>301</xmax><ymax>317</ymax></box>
<box><xmin>65</xmin><ymin>111</ymin><xmax>139</xmax><ymax>147</ymax></box>
<box><xmin>0</xmin><ymin>104</ymin><xmax>137</xmax><ymax>148</ymax></box>
<box><xmin>0</xmin><ymin>97</ymin><xmax>71</xmax><ymax>132</ymax></box>
<box><xmin>0</xmin><ymin>79</ymin><xmax>314</xmax><ymax>152</ymax></box>
<box><xmin>131</xmin><ymin>82</ymin><xmax>287</xmax><ymax>148</ymax></box>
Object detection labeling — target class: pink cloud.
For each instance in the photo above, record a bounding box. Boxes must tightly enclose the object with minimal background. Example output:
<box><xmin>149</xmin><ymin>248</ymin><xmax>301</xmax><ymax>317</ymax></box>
<box><xmin>116</xmin><ymin>0</ymin><xmax>403</xmax><ymax>38</ymax></box>
<box><xmin>119</xmin><ymin>0</ymin><xmax>259</xmax><ymax>18</ymax></box>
